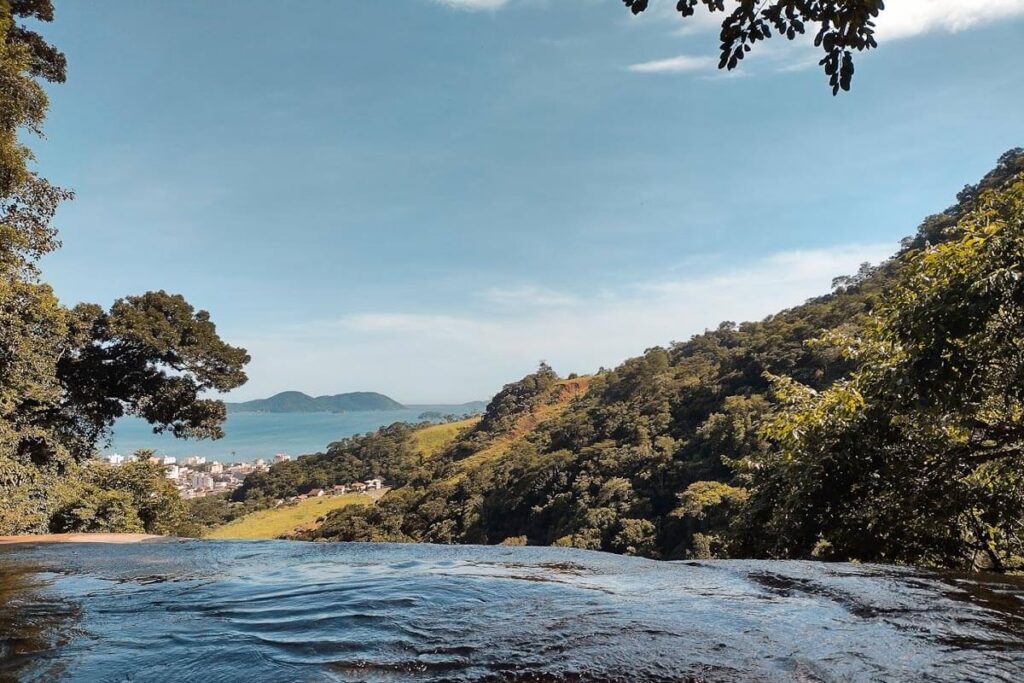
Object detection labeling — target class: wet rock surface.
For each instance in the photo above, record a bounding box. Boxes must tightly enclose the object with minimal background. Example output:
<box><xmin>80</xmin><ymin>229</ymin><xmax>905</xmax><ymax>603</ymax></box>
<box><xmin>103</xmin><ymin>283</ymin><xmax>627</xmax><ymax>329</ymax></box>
<box><xmin>1</xmin><ymin>541</ymin><xmax>1023</xmax><ymax>681</ymax></box>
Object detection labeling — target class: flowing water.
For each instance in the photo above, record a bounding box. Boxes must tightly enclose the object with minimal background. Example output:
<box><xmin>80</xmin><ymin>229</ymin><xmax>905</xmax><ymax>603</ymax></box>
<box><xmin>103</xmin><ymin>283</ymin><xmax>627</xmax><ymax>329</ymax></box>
<box><xmin>1</xmin><ymin>541</ymin><xmax>1023</xmax><ymax>682</ymax></box>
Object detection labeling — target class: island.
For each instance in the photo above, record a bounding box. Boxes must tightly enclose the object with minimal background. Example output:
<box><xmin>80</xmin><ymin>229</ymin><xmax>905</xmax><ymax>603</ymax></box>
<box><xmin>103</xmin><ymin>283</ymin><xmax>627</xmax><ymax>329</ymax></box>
<box><xmin>226</xmin><ymin>391</ymin><xmax>404</xmax><ymax>413</ymax></box>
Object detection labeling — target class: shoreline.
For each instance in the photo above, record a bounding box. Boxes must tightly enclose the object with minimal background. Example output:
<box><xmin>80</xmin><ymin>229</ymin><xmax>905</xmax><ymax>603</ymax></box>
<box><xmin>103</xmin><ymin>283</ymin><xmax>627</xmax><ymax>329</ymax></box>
<box><xmin>0</xmin><ymin>533</ymin><xmax>163</xmax><ymax>545</ymax></box>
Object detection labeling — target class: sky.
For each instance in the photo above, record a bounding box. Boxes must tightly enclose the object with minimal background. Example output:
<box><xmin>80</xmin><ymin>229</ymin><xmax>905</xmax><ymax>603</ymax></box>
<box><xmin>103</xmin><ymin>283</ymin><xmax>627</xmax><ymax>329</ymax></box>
<box><xmin>34</xmin><ymin>0</ymin><xmax>1024</xmax><ymax>403</ymax></box>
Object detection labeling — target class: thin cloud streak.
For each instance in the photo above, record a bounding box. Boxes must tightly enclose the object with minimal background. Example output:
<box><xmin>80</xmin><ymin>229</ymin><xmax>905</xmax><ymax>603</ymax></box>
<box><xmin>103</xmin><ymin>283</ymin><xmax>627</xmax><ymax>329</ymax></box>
<box><xmin>482</xmin><ymin>285</ymin><xmax>580</xmax><ymax>307</ymax></box>
<box><xmin>628</xmin><ymin>54</ymin><xmax>716</xmax><ymax>73</ymax></box>
<box><xmin>431</xmin><ymin>0</ymin><xmax>510</xmax><ymax>10</ymax></box>
<box><xmin>231</xmin><ymin>243</ymin><xmax>894</xmax><ymax>403</ymax></box>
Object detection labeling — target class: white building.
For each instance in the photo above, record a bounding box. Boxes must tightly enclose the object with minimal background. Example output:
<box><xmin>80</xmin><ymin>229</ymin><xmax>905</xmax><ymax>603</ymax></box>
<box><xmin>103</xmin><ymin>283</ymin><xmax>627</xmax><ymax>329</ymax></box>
<box><xmin>273</xmin><ymin>454</ymin><xmax>291</xmax><ymax>463</ymax></box>
<box><xmin>161</xmin><ymin>456</ymin><xmax>177</xmax><ymax>465</ymax></box>
<box><xmin>188</xmin><ymin>472</ymin><xmax>214</xmax><ymax>490</ymax></box>
<box><xmin>166</xmin><ymin>464</ymin><xmax>180</xmax><ymax>479</ymax></box>
<box><xmin>184</xmin><ymin>456</ymin><xmax>207</xmax><ymax>466</ymax></box>
<box><xmin>104</xmin><ymin>453</ymin><xmax>124</xmax><ymax>466</ymax></box>
<box><xmin>210</xmin><ymin>461</ymin><xmax>223</xmax><ymax>474</ymax></box>
<box><xmin>365</xmin><ymin>478</ymin><xmax>383</xmax><ymax>491</ymax></box>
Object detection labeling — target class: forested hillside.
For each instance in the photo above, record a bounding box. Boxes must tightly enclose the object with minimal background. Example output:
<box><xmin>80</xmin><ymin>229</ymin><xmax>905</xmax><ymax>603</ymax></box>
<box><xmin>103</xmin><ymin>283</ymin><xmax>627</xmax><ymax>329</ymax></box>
<box><xmin>238</xmin><ymin>149</ymin><xmax>1024</xmax><ymax>571</ymax></box>
<box><xmin>233</xmin><ymin>422</ymin><xmax>425</xmax><ymax>502</ymax></box>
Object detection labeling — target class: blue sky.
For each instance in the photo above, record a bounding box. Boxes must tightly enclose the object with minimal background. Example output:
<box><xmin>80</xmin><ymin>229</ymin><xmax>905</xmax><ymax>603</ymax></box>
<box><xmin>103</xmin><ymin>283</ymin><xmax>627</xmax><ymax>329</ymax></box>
<box><xmin>35</xmin><ymin>0</ymin><xmax>1024</xmax><ymax>402</ymax></box>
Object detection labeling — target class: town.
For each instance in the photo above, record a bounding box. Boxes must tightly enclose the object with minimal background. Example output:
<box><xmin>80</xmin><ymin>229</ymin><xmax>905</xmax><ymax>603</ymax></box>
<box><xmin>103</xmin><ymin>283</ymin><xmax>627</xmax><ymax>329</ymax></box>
<box><xmin>100</xmin><ymin>451</ymin><xmax>280</xmax><ymax>498</ymax></box>
<box><xmin>99</xmin><ymin>451</ymin><xmax>385</xmax><ymax>501</ymax></box>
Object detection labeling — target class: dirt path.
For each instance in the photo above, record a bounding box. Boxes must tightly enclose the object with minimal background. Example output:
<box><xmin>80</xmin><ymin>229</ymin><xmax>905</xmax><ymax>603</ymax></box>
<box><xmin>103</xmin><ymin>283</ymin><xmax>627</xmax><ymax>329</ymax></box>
<box><xmin>0</xmin><ymin>533</ymin><xmax>162</xmax><ymax>545</ymax></box>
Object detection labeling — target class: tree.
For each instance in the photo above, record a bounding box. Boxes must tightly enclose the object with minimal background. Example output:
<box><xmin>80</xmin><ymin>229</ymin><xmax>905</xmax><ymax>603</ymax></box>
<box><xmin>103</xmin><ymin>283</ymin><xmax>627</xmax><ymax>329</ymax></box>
<box><xmin>50</xmin><ymin>489</ymin><xmax>144</xmax><ymax>534</ymax></box>
<box><xmin>750</xmin><ymin>173</ymin><xmax>1024</xmax><ymax>570</ymax></box>
<box><xmin>623</xmin><ymin>0</ymin><xmax>885</xmax><ymax>94</ymax></box>
<box><xmin>59</xmin><ymin>292</ymin><xmax>250</xmax><ymax>445</ymax></box>
<box><xmin>51</xmin><ymin>454</ymin><xmax>192</xmax><ymax>535</ymax></box>
<box><xmin>87</xmin><ymin>456</ymin><xmax>191</xmax><ymax>535</ymax></box>
<box><xmin>0</xmin><ymin>1</ymin><xmax>249</xmax><ymax>534</ymax></box>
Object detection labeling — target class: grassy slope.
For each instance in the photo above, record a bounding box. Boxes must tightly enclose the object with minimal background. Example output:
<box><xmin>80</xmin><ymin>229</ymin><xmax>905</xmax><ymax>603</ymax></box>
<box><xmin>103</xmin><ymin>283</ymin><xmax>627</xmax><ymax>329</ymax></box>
<box><xmin>452</xmin><ymin>376</ymin><xmax>592</xmax><ymax>476</ymax></box>
<box><xmin>208</xmin><ymin>418</ymin><xmax>478</xmax><ymax>540</ymax></box>
<box><xmin>216</xmin><ymin>381</ymin><xmax>589</xmax><ymax>540</ymax></box>
<box><xmin>205</xmin><ymin>493</ymin><xmax>378</xmax><ymax>540</ymax></box>
<box><xmin>410</xmin><ymin>417</ymin><xmax>480</xmax><ymax>458</ymax></box>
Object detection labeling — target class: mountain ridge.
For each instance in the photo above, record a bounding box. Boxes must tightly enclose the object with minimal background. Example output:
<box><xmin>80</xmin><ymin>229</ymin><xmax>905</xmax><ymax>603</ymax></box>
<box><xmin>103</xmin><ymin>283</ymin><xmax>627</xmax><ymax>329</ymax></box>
<box><xmin>227</xmin><ymin>391</ymin><xmax>404</xmax><ymax>413</ymax></box>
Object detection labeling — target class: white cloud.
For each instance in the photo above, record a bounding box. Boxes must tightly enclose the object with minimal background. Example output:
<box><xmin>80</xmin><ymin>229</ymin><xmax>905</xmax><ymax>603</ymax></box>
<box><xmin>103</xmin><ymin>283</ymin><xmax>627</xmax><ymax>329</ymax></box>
<box><xmin>482</xmin><ymin>285</ymin><xmax>579</xmax><ymax>307</ymax></box>
<box><xmin>229</xmin><ymin>243</ymin><xmax>894</xmax><ymax>403</ymax></box>
<box><xmin>647</xmin><ymin>0</ymin><xmax>1024</xmax><ymax>41</ymax></box>
<box><xmin>432</xmin><ymin>0</ymin><xmax>1024</xmax><ymax>37</ymax></box>
<box><xmin>431</xmin><ymin>0</ymin><xmax>510</xmax><ymax>10</ymax></box>
<box><xmin>647</xmin><ymin>0</ymin><xmax>1024</xmax><ymax>74</ymax></box>
<box><xmin>876</xmin><ymin>0</ymin><xmax>1024</xmax><ymax>40</ymax></box>
<box><xmin>754</xmin><ymin>0</ymin><xmax>1024</xmax><ymax>71</ymax></box>
<box><xmin>628</xmin><ymin>54</ymin><xmax>716</xmax><ymax>73</ymax></box>
<box><xmin>341</xmin><ymin>313</ymin><xmax>497</xmax><ymax>338</ymax></box>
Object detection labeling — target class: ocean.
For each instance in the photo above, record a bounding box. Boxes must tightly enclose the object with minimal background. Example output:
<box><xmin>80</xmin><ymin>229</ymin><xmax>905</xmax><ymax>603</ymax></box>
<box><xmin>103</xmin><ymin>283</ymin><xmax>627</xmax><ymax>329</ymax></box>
<box><xmin>105</xmin><ymin>406</ymin><xmax>478</xmax><ymax>461</ymax></box>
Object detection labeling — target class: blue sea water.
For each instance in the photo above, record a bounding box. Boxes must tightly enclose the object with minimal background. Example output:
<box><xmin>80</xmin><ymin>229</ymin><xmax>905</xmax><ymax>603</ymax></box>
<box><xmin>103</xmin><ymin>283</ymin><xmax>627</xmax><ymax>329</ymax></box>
<box><xmin>105</xmin><ymin>406</ymin><xmax>477</xmax><ymax>462</ymax></box>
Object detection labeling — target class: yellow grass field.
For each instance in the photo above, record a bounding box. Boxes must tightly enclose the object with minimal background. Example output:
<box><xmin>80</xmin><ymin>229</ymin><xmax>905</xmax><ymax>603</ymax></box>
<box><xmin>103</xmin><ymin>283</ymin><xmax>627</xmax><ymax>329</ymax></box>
<box><xmin>410</xmin><ymin>417</ymin><xmax>479</xmax><ymax>458</ymax></box>
<box><xmin>205</xmin><ymin>493</ymin><xmax>378</xmax><ymax>540</ymax></box>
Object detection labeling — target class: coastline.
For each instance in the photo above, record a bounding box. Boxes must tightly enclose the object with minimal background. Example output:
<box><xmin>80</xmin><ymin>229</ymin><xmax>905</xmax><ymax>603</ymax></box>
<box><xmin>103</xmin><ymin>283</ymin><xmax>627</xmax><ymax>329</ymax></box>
<box><xmin>0</xmin><ymin>533</ymin><xmax>163</xmax><ymax>545</ymax></box>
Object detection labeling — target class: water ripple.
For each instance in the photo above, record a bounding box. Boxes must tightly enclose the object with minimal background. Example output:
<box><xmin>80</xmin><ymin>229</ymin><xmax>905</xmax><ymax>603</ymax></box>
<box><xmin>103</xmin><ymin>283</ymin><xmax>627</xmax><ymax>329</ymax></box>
<box><xmin>1</xmin><ymin>541</ymin><xmax>1023</xmax><ymax>681</ymax></box>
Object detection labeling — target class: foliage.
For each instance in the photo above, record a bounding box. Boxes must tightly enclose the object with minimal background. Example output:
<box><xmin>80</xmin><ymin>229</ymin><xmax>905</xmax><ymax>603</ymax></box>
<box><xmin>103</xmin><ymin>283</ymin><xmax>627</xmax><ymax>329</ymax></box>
<box><xmin>0</xmin><ymin>2</ymin><xmax>248</xmax><ymax>535</ymax></box>
<box><xmin>50</xmin><ymin>489</ymin><xmax>144</xmax><ymax>534</ymax></box>
<box><xmin>233</xmin><ymin>422</ymin><xmax>422</xmax><ymax>502</ymax></box>
<box><xmin>448</xmin><ymin>362</ymin><xmax>559</xmax><ymax>458</ymax></box>
<box><xmin>49</xmin><ymin>457</ymin><xmax>191</xmax><ymax>535</ymax></box>
<box><xmin>182</xmin><ymin>493</ymin><xmax>259</xmax><ymax>531</ymax></box>
<box><xmin>748</xmin><ymin>172</ymin><xmax>1024</xmax><ymax>571</ymax></box>
<box><xmin>233</xmin><ymin>366</ymin><xmax>562</xmax><ymax>511</ymax></box>
<box><xmin>622</xmin><ymin>0</ymin><xmax>884</xmax><ymax>94</ymax></box>
<box><xmin>301</xmin><ymin>151</ymin><xmax>1024</xmax><ymax>572</ymax></box>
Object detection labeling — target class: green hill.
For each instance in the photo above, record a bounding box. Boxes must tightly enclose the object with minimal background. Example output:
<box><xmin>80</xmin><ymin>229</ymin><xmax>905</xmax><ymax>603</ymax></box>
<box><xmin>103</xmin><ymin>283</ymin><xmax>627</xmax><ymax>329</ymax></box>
<box><xmin>227</xmin><ymin>391</ymin><xmax>403</xmax><ymax>413</ymax></box>
<box><xmin>232</xmin><ymin>150</ymin><xmax>1024</xmax><ymax>572</ymax></box>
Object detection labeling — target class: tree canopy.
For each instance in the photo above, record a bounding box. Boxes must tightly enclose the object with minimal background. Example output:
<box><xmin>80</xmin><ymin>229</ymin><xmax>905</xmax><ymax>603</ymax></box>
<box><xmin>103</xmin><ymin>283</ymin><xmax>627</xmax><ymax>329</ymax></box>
<box><xmin>0</xmin><ymin>0</ymin><xmax>249</xmax><ymax>534</ymax></box>
<box><xmin>623</xmin><ymin>0</ymin><xmax>884</xmax><ymax>93</ymax></box>
<box><xmin>750</xmin><ymin>169</ymin><xmax>1024</xmax><ymax>570</ymax></box>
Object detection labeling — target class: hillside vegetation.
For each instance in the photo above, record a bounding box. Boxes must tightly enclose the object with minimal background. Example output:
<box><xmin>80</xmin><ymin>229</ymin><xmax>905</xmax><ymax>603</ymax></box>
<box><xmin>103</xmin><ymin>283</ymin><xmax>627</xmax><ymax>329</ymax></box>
<box><xmin>228</xmin><ymin>150</ymin><xmax>1024</xmax><ymax>572</ymax></box>
<box><xmin>450</xmin><ymin>376</ymin><xmax>592</xmax><ymax>475</ymax></box>
<box><xmin>232</xmin><ymin>421</ymin><xmax>430</xmax><ymax>504</ymax></box>
<box><xmin>260</xmin><ymin>149</ymin><xmax>1024</xmax><ymax>572</ymax></box>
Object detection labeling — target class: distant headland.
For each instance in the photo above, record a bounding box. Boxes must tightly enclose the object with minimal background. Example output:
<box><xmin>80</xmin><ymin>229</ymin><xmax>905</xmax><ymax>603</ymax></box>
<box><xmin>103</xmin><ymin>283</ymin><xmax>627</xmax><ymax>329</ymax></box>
<box><xmin>226</xmin><ymin>391</ymin><xmax>404</xmax><ymax>413</ymax></box>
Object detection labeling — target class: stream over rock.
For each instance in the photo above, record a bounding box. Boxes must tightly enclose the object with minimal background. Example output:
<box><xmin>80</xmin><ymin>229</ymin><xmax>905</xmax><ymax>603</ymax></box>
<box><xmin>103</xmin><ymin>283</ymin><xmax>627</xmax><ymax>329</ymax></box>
<box><xmin>1</xmin><ymin>541</ymin><xmax>1023</xmax><ymax>681</ymax></box>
